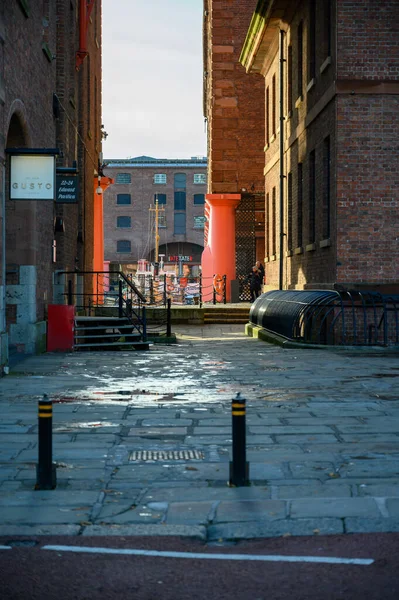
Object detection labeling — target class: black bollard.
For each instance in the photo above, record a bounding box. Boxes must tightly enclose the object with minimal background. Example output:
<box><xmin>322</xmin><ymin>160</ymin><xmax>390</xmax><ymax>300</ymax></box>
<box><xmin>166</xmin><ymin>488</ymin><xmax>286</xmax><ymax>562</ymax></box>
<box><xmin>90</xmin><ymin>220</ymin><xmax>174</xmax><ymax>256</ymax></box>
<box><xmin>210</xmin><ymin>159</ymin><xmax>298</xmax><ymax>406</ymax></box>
<box><xmin>229</xmin><ymin>392</ymin><xmax>250</xmax><ymax>486</ymax></box>
<box><xmin>35</xmin><ymin>394</ymin><xmax>57</xmax><ymax>490</ymax></box>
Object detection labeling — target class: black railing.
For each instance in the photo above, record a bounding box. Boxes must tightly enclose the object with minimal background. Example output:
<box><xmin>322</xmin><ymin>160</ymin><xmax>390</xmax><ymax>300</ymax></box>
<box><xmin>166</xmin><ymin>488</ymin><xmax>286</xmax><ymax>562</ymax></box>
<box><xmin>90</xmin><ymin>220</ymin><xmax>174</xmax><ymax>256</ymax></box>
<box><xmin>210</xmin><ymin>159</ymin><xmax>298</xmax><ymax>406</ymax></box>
<box><xmin>249</xmin><ymin>289</ymin><xmax>399</xmax><ymax>347</ymax></box>
<box><xmin>58</xmin><ymin>270</ymin><xmax>147</xmax><ymax>340</ymax></box>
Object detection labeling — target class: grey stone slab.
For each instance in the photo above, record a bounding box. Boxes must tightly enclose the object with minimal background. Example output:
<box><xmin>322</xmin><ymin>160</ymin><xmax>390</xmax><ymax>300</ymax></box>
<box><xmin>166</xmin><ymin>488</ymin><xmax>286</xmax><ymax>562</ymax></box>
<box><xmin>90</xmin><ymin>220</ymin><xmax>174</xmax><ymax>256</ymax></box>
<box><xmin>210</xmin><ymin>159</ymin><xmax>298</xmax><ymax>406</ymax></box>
<box><xmin>345</xmin><ymin>518</ymin><xmax>399</xmax><ymax>533</ymax></box>
<box><xmin>113</xmin><ymin>463</ymin><xmax>229</xmax><ymax>482</ymax></box>
<box><xmin>340</xmin><ymin>434</ymin><xmax>399</xmax><ymax>443</ymax></box>
<box><xmin>81</xmin><ymin>524</ymin><xmax>207</xmax><ymax>539</ymax></box>
<box><xmin>14</xmin><ymin>449</ymin><xmax>109</xmax><ymax>461</ymax></box>
<box><xmin>0</xmin><ymin>426</ymin><xmax>31</xmax><ymax>433</ymax></box>
<box><xmin>193</xmin><ymin>427</ymin><xmax>232</xmax><ymax>435</ymax></box>
<box><xmin>251</xmin><ymin>425</ymin><xmax>332</xmax><ymax>434</ymax></box>
<box><xmin>247</xmin><ymin>463</ymin><xmax>286</xmax><ymax>480</ymax></box>
<box><xmin>185</xmin><ymin>436</ymin><xmax>235</xmax><ymax>445</ymax></box>
<box><xmin>216</xmin><ymin>500</ymin><xmax>286</xmax><ymax>523</ymax></box>
<box><xmin>275</xmin><ymin>434</ymin><xmax>339</xmax><ymax>444</ymax></box>
<box><xmin>15</xmin><ymin>467</ymin><xmax>107</xmax><ymax>481</ymax></box>
<box><xmin>207</xmin><ymin>518</ymin><xmax>344</xmax><ymax>540</ymax></box>
<box><xmin>340</xmin><ymin>459</ymin><xmax>399</xmax><ymax>478</ymax></box>
<box><xmin>385</xmin><ymin>498</ymin><xmax>399</xmax><ymax>517</ymax></box>
<box><xmin>357</xmin><ymin>483</ymin><xmax>399</xmax><ymax>497</ymax></box>
<box><xmin>0</xmin><ymin>524</ymin><xmax>81</xmax><ymax>536</ymax></box>
<box><xmin>95</xmin><ymin>504</ymin><xmax>163</xmax><ymax>524</ymax></box>
<box><xmin>0</xmin><ymin>490</ymin><xmax>99</xmax><ymax>506</ymax></box>
<box><xmin>290</xmin><ymin>497</ymin><xmax>380</xmax><ymax>518</ymax></box>
<box><xmin>337</xmin><ymin>420</ymin><xmax>399</xmax><ymax>433</ymax></box>
<box><xmin>140</xmin><ymin>419</ymin><xmax>193</xmax><ymax>426</ymax></box>
<box><xmin>288</xmin><ymin>462</ymin><xmax>336</xmax><ymax>479</ymax></box>
<box><xmin>274</xmin><ymin>483</ymin><xmax>352</xmax><ymax>499</ymax></box>
<box><xmin>142</xmin><ymin>486</ymin><xmax>271</xmax><ymax>503</ymax></box>
<box><xmin>128</xmin><ymin>427</ymin><xmax>187</xmax><ymax>436</ymax></box>
<box><xmin>0</xmin><ymin>505</ymin><xmax>91</xmax><ymax>524</ymax></box>
<box><xmin>165</xmin><ymin>501</ymin><xmax>214</xmax><ymax>525</ymax></box>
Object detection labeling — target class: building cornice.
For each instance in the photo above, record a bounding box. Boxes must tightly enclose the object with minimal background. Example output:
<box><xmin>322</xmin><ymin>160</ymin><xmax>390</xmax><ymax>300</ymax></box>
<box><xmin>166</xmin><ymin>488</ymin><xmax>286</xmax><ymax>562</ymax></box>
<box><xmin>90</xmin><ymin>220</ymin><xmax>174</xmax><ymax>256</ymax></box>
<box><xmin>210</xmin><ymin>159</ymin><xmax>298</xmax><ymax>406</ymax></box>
<box><xmin>240</xmin><ymin>0</ymin><xmax>292</xmax><ymax>74</ymax></box>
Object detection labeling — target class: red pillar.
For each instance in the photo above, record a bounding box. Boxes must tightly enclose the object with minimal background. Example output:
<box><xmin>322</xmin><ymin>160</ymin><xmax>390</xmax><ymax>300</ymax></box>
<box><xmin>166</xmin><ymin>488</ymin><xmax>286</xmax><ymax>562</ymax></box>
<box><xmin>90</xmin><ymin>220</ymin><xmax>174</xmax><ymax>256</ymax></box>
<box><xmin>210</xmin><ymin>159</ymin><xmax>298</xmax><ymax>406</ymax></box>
<box><xmin>201</xmin><ymin>193</ymin><xmax>241</xmax><ymax>302</ymax></box>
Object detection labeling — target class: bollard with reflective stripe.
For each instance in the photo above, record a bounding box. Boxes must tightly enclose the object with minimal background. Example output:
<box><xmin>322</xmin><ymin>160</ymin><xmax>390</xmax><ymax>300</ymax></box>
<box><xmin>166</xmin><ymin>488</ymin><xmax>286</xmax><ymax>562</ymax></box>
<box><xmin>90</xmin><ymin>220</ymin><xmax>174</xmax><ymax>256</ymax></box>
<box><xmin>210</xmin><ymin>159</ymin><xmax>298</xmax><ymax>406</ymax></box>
<box><xmin>229</xmin><ymin>392</ymin><xmax>250</xmax><ymax>486</ymax></box>
<box><xmin>35</xmin><ymin>394</ymin><xmax>57</xmax><ymax>490</ymax></box>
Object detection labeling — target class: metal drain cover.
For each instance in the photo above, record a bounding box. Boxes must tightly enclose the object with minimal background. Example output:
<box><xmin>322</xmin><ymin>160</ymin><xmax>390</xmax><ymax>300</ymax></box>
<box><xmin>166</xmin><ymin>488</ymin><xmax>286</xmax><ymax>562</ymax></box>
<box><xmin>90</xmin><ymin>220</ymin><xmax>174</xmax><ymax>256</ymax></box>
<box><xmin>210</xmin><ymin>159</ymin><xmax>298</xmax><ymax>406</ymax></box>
<box><xmin>129</xmin><ymin>450</ymin><xmax>204</xmax><ymax>462</ymax></box>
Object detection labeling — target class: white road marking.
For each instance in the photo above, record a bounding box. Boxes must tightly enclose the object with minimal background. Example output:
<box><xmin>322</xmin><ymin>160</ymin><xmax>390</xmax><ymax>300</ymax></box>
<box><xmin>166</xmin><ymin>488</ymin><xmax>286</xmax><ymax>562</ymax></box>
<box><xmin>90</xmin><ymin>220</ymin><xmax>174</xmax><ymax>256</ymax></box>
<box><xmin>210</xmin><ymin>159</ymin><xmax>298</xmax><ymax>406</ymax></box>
<box><xmin>42</xmin><ymin>545</ymin><xmax>374</xmax><ymax>565</ymax></box>
<box><xmin>0</xmin><ymin>546</ymin><xmax>11</xmax><ymax>550</ymax></box>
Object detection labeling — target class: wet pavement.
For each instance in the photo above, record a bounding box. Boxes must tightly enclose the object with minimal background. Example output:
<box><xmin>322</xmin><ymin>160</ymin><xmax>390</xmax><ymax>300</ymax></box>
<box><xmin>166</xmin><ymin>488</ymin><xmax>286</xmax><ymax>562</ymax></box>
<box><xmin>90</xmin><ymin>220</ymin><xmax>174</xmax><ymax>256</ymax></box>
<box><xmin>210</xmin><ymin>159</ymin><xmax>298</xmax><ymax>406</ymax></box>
<box><xmin>0</xmin><ymin>324</ymin><xmax>399</xmax><ymax>540</ymax></box>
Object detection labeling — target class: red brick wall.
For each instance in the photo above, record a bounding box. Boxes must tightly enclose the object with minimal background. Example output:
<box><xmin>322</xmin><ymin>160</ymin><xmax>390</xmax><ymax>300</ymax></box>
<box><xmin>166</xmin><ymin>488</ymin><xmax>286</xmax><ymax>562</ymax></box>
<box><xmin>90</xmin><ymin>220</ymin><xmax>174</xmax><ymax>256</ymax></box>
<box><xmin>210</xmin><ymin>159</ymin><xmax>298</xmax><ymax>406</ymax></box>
<box><xmin>204</xmin><ymin>0</ymin><xmax>265</xmax><ymax>194</ymax></box>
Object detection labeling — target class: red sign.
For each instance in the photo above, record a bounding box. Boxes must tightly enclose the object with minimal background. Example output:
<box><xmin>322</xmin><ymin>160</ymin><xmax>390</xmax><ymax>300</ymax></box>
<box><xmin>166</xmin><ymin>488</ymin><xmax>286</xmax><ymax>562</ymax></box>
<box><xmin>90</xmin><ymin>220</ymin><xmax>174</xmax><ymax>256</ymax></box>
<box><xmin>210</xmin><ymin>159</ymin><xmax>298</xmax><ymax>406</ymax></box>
<box><xmin>168</xmin><ymin>255</ymin><xmax>192</xmax><ymax>262</ymax></box>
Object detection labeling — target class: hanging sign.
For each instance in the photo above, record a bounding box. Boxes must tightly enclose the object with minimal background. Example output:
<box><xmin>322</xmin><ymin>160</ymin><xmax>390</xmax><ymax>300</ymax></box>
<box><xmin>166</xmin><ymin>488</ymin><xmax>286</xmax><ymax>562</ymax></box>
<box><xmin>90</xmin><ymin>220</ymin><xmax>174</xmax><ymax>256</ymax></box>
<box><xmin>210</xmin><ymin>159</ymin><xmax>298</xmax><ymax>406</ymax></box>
<box><xmin>56</xmin><ymin>175</ymin><xmax>79</xmax><ymax>203</ymax></box>
<box><xmin>9</xmin><ymin>154</ymin><xmax>56</xmax><ymax>200</ymax></box>
<box><xmin>168</xmin><ymin>255</ymin><xmax>193</xmax><ymax>262</ymax></box>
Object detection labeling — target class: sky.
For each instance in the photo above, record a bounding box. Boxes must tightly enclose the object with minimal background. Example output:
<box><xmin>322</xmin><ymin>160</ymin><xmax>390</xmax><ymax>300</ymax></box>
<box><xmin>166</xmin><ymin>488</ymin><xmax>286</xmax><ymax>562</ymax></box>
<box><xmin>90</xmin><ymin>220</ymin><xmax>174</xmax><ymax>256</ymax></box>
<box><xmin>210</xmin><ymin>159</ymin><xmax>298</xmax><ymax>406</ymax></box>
<box><xmin>101</xmin><ymin>0</ymin><xmax>207</xmax><ymax>161</ymax></box>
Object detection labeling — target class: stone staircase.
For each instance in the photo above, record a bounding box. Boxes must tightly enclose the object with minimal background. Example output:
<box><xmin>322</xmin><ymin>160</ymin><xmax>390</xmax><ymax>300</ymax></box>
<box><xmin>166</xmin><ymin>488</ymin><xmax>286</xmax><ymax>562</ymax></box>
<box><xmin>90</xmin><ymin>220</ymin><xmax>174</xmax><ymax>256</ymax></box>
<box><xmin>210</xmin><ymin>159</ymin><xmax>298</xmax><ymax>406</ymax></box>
<box><xmin>203</xmin><ymin>305</ymin><xmax>251</xmax><ymax>325</ymax></box>
<box><xmin>74</xmin><ymin>316</ymin><xmax>150</xmax><ymax>350</ymax></box>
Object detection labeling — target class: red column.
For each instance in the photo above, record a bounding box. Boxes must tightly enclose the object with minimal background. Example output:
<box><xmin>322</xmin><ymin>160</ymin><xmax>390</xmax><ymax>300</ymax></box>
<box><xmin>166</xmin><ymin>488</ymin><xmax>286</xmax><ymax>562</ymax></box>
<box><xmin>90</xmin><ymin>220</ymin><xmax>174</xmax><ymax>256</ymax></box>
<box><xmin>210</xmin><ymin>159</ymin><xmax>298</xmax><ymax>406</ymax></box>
<box><xmin>93</xmin><ymin>176</ymin><xmax>114</xmax><ymax>302</ymax></box>
<box><xmin>201</xmin><ymin>193</ymin><xmax>241</xmax><ymax>302</ymax></box>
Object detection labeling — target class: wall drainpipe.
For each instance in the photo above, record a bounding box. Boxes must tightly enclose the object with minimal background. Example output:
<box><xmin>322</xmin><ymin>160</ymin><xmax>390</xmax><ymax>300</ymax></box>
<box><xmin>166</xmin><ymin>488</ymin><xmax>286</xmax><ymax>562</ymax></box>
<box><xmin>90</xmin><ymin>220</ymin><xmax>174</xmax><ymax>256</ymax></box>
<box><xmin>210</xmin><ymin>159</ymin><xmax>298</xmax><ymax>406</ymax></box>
<box><xmin>279</xmin><ymin>29</ymin><xmax>285</xmax><ymax>291</ymax></box>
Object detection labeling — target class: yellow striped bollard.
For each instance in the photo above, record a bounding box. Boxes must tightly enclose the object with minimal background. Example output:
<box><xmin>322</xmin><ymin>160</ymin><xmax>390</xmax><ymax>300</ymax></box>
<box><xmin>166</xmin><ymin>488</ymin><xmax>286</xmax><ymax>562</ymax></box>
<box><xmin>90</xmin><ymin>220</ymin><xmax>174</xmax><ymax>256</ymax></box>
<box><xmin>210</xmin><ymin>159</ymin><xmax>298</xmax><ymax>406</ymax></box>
<box><xmin>229</xmin><ymin>392</ymin><xmax>250</xmax><ymax>486</ymax></box>
<box><xmin>35</xmin><ymin>394</ymin><xmax>57</xmax><ymax>490</ymax></box>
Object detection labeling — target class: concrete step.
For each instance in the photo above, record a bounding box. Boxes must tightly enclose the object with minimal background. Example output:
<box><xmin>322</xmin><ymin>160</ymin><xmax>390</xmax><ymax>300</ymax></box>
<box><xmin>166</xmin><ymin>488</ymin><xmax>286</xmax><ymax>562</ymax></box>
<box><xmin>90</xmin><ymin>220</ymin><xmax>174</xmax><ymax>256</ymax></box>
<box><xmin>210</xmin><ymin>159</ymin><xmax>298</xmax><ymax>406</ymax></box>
<box><xmin>74</xmin><ymin>341</ymin><xmax>150</xmax><ymax>350</ymax></box>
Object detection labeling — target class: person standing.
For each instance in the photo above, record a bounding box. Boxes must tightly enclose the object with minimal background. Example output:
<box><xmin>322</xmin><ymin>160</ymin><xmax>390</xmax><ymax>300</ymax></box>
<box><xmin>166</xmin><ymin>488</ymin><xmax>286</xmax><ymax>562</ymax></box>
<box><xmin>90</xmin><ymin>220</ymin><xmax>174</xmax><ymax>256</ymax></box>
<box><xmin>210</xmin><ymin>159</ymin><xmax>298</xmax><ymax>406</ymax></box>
<box><xmin>256</xmin><ymin>260</ymin><xmax>265</xmax><ymax>285</ymax></box>
<box><xmin>248</xmin><ymin>266</ymin><xmax>262</xmax><ymax>302</ymax></box>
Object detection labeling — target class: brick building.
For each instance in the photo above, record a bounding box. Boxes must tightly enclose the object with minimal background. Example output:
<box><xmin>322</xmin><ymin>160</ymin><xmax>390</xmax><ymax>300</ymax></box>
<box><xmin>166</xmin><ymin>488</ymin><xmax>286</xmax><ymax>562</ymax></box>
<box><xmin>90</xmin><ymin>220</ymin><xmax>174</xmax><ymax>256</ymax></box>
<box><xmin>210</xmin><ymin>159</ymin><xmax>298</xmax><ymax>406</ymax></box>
<box><xmin>103</xmin><ymin>157</ymin><xmax>207</xmax><ymax>275</ymax></box>
<box><xmin>0</xmin><ymin>1</ymin><xmax>105</xmax><ymax>365</ymax></box>
<box><xmin>202</xmin><ymin>0</ymin><xmax>265</xmax><ymax>300</ymax></box>
<box><xmin>241</xmin><ymin>0</ymin><xmax>399</xmax><ymax>292</ymax></box>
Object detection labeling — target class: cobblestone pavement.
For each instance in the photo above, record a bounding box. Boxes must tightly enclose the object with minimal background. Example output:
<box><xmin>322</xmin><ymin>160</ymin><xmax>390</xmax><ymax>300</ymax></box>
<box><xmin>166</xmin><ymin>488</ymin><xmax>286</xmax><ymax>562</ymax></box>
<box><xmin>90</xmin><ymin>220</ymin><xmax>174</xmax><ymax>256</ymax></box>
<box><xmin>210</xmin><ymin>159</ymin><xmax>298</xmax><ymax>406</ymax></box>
<box><xmin>0</xmin><ymin>325</ymin><xmax>399</xmax><ymax>541</ymax></box>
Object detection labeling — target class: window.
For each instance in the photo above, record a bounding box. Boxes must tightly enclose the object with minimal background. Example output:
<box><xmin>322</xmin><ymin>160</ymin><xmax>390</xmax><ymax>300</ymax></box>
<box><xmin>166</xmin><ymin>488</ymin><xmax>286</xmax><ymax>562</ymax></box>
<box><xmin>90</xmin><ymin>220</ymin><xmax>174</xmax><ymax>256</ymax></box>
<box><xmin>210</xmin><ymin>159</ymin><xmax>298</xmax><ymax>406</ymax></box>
<box><xmin>154</xmin><ymin>193</ymin><xmax>166</xmax><ymax>204</ymax></box>
<box><xmin>174</xmin><ymin>173</ymin><xmax>186</xmax><ymax>189</ymax></box>
<box><xmin>194</xmin><ymin>216</ymin><xmax>205</xmax><ymax>229</ymax></box>
<box><xmin>153</xmin><ymin>174</ymin><xmax>166</xmax><ymax>184</ymax></box>
<box><xmin>297</xmin><ymin>163</ymin><xmax>303</xmax><ymax>247</ymax></box>
<box><xmin>194</xmin><ymin>194</ymin><xmax>205</xmax><ymax>205</ymax></box>
<box><xmin>323</xmin><ymin>136</ymin><xmax>331</xmax><ymax>238</ymax></box>
<box><xmin>287</xmin><ymin>172</ymin><xmax>293</xmax><ymax>250</ymax></box>
<box><xmin>194</xmin><ymin>173</ymin><xmax>206</xmax><ymax>184</ymax></box>
<box><xmin>117</xmin><ymin>240</ymin><xmax>131</xmax><ymax>253</ymax></box>
<box><xmin>309</xmin><ymin>0</ymin><xmax>316</xmax><ymax>81</ymax></box>
<box><xmin>174</xmin><ymin>213</ymin><xmax>186</xmax><ymax>235</ymax></box>
<box><xmin>174</xmin><ymin>191</ymin><xmax>186</xmax><ymax>210</ymax></box>
<box><xmin>297</xmin><ymin>21</ymin><xmax>303</xmax><ymax>99</ymax></box>
<box><xmin>266</xmin><ymin>86</ymin><xmax>270</xmax><ymax>143</ymax></box>
<box><xmin>272</xmin><ymin>75</ymin><xmax>276</xmax><ymax>137</ymax></box>
<box><xmin>272</xmin><ymin>187</ymin><xmax>276</xmax><ymax>256</ymax></box>
<box><xmin>309</xmin><ymin>150</ymin><xmax>316</xmax><ymax>244</ymax></box>
<box><xmin>117</xmin><ymin>216</ymin><xmax>131</xmax><ymax>228</ymax></box>
<box><xmin>158</xmin><ymin>214</ymin><xmax>167</xmax><ymax>228</ymax></box>
<box><xmin>287</xmin><ymin>45</ymin><xmax>293</xmax><ymax>114</ymax></box>
<box><xmin>116</xmin><ymin>194</ymin><xmax>131</xmax><ymax>205</ymax></box>
<box><xmin>116</xmin><ymin>173</ymin><xmax>131</xmax><ymax>184</ymax></box>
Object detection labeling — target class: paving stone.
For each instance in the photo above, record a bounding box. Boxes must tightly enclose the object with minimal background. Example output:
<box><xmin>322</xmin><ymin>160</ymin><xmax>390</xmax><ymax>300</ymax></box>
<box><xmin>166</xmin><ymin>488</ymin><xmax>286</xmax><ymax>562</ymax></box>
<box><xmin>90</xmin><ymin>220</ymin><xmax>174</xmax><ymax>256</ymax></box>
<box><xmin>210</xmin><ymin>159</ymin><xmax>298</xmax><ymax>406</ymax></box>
<box><xmin>275</xmin><ymin>434</ymin><xmax>339</xmax><ymax>444</ymax></box>
<box><xmin>345</xmin><ymin>518</ymin><xmax>399</xmax><ymax>533</ymax></box>
<box><xmin>0</xmin><ymin>490</ymin><xmax>99</xmax><ymax>506</ymax></box>
<box><xmin>290</xmin><ymin>497</ymin><xmax>380</xmax><ymax>518</ymax></box>
<box><xmin>385</xmin><ymin>498</ymin><xmax>399</xmax><ymax>517</ymax></box>
<box><xmin>142</xmin><ymin>486</ymin><xmax>271</xmax><ymax>503</ymax></box>
<box><xmin>128</xmin><ymin>427</ymin><xmax>187</xmax><ymax>436</ymax></box>
<box><xmin>207</xmin><ymin>518</ymin><xmax>344</xmax><ymax>540</ymax></box>
<box><xmin>0</xmin><ymin>525</ymin><xmax>81</xmax><ymax>536</ymax></box>
<box><xmin>81</xmin><ymin>524</ymin><xmax>207</xmax><ymax>539</ymax></box>
<box><xmin>114</xmin><ymin>463</ymin><xmax>229</xmax><ymax>482</ymax></box>
<box><xmin>250</xmin><ymin>425</ymin><xmax>333</xmax><ymax>434</ymax></box>
<box><xmin>274</xmin><ymin>483</ymin><xmax>352</xmax><ymax>499</ymax></box>
<box><xmin>95</xmin><ymin>503</ymin><xmax>163</xmax><ymax>524</ymax></box>
<box><xmin>165</xmin><ymin>502</ymin><xmax>214</xmax><ymax>525</ymax></box>
<box><xmin>0</xmin><ymin>505</ymin><xmax>91</xmax><ymax>524</ymax></box>
<box><xmin>340</xmin><ymin>434</ymin><xmax>399</xmax><ymax>443</ymax></box>
<box><xmin>357</xmin><ymin>483</ymin><xmax>399</xmax><ymax>497</ymax></box>
<box><xmin>215</xmin><ymin>500</ymin><xmax>286</xmax><ymax>522</ymax></box>
<box><xmin>340</xmin><ymin>459</ymin><xmax>399</xmax><ymax>478</ymax></box>
<box><xmin>288</xmin><ymin>462</ymin><xmax>336</xmax><ymax>479</ymax></box>
<box><xmin>140</xmin><ymin>419</ymin><xmax>193</xmax><ymax>426</ymax></box>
